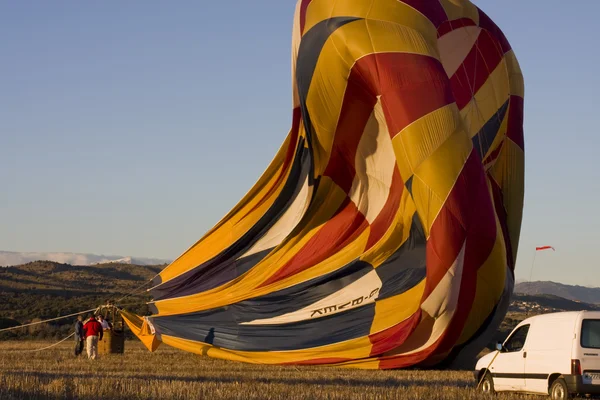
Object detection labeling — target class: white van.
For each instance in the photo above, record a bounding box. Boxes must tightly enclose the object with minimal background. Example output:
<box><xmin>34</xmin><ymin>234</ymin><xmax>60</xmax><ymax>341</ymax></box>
<box><xmin>475</xmin><ymin>311</ymin><xmax>600</xmax><ymax>399</ymax></box>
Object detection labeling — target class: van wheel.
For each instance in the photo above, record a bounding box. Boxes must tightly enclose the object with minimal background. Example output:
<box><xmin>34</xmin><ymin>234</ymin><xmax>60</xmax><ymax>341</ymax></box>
<box><xmin>479</xmin><ymin>372</ymin><xmax>495</xmax><ymax>394</ymax></box>
<box><xmin>549</xmin><ymin>378</ymin><xmax>570</xmax><ymax>400</ymax></box>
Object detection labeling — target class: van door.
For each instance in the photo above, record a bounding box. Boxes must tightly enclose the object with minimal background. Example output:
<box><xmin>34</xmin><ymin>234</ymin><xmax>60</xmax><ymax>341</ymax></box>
<box><xmin>525</xmin><ymin>316</ymin><xmax>575</xmax><ymax>394</ymax></box>
<box><xmin>580</xmin><ymin>319</ymin><xmax>600</xmax><ymax>385</ymax></box>
<box><xmin>490</xmin><ymin>324</ymin><xmax>529</xmax><ymax>391</ymax></box>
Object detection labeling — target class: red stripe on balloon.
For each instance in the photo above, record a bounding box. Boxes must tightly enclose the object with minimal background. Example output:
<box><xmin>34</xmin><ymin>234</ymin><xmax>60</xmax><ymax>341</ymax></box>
<box><xmin>427</xmin><ymin>158</ymin><xmax>497</xmax><ymax>356</ymax></box>
<box><xmin>323</xmin><ymin>76</ymin><xmax>378</xmax><ymax>194</ymax></box>
<box><xmin>437</xmin><ymin>17</ymin><xmax>477</xmax><ymax>38</ymax></box>
<box><xmin>351</xmin><ymin>52</ymin><xmax>454</xmax><ymax>137</ymax></box>
<box><xmin>285</xmin><ymin>357</ymin><xmax>352</xmax><ymax>366</ymax></box>
<box><xmin>262</xmin><ymin>53</ymin><xmax>454</xmax><ymax>288</ymax></box>
<box><xmin>400</xmin><ymin>0</ymin><xmax>448</xmax><ymax>28</ymax></box>
<box><xmin>369</xmin><ymin>310</ymin><xmax>421</xmax><ymax>356</ymax></box>
<box><xmin>366</xmin><ymin>167</ymin><xmax>404</xmax><ymax>250</ymax></box>
<box><xmin>507</xmin><ymin>95</ymin><xmax>525</xmax><ymax>150</ymax></box>
<box><xmin>450</xmin><ymin>29</ymin><xmax>504</xmax><ymax>110</ymax></box>
<box><xmin>326</xmin><ymin>52</ymin><xmax>453</xmax><ymax>193</ymax></box>
<box><xmin>490</xmin><ymin>178</ymin><xmax>515</xmax><ymax>271</ymax></box>
<box><xmin>408</xmin><ymin>147</ymin><xmax>499</xmax><ymax>361</ymax></box>
<box><xmin>377</xmin><ymin>331</ymin><xmax>444</xmax><ymax>369</ymax></box>
<box><xmin>478</xmin><ymin>8</ymin><xmax>512</xmax><ymax>54</ymax></box>
<box><xmin>299</xmin><ymin>0</ymin><xmax>313</xmax><ymax>35</ymax></box>
<box><xmin>261</xmin><ymin>197</ymin><xmax>368</xmax><ymax>286</ymax></box>
<box><xmin>483</xmin><ymin>140</ymin><xmax>504</xmax><ymax>166</ymax></box>
<box><xmin>422</xmin><ymin>150</ymin><xmax>496</xmax><ymax>299</ymax></box>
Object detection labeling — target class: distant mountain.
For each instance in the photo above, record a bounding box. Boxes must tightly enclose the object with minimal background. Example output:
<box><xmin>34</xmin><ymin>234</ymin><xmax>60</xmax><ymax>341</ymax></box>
<box><xmin>0</xmin><ymin>251</ymin><xmax>171</xmax><ymax>267</ymax></box>
<box><xmin>515</xmin><ymin>281</ymin><xmax>600</xmax><ymax>304</ymax></box>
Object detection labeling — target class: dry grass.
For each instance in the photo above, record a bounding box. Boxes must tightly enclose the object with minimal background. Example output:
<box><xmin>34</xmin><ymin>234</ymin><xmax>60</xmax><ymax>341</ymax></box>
<box><xmin>0</xmin><ymin>341</ymin><xmax>531</xmax><ymax>400</ymax></box>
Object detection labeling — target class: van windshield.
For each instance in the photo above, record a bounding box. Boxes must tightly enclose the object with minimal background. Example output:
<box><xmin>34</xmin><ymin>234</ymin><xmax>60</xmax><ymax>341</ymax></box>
<box><xmin>581</xmin><ymin>319</ymin><xmax>600</xmax><ymax>349</ymax></box>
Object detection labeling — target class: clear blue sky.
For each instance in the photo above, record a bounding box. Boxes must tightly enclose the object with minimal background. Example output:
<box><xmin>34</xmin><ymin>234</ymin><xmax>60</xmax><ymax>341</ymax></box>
<box><xmin>1</xmin><ymin>1</ymin><xmax>598</xmax><ymax>286</ymax></box>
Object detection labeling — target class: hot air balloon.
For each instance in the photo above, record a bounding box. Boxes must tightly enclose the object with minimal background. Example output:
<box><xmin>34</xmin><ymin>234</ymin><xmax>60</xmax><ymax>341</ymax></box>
<box><xmin>123</xmin><ymin>0</ymin><xmax>524</xmax><ymax>369</ymax></box>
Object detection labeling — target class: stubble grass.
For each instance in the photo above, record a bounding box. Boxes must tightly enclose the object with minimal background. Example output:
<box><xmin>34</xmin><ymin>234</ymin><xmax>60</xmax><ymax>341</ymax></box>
<box><xmin>0</xmin><ymin>341</ymin><xmax>531</xmax><ymax>400</ymax></box>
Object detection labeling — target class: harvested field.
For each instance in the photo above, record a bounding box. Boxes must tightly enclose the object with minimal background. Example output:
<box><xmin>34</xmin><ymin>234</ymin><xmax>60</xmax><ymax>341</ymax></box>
<box><xmin>0</xmin><ymin>341</ymin><xmax>530</xmax><ymax>400</ymax></box>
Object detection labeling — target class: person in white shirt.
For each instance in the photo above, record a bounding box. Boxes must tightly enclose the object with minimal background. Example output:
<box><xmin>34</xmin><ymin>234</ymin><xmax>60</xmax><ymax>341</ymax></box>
<box><xmin>97</xmin><ymin>314</ymin><xmax>111</xmax><ymax>330</ymax></box>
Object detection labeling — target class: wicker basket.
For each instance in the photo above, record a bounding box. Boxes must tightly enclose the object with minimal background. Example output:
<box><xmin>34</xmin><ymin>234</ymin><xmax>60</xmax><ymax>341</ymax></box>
<box><xmin>97</xmin><ymin>306</ymin><xmax>125</xmax><ymax>355</ymax></box>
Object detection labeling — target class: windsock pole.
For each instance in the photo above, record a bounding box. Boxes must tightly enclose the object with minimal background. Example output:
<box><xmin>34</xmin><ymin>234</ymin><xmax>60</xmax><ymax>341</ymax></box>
<box><xmin>525</xmin><ymin>246</ymin><xmax>555</xmax><ymax>315</ymax></box>
<box><xmin>527</xmin><ymin>250</ymin><xmax>538</xmax><ymax>285</ymax></box>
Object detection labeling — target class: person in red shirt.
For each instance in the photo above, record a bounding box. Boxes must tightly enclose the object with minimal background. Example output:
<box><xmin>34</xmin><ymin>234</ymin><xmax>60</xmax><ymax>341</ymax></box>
<box><xmin>82</xmin><ymin>314</ymin><xmax>103</xmax><ymax>359</ymax></box>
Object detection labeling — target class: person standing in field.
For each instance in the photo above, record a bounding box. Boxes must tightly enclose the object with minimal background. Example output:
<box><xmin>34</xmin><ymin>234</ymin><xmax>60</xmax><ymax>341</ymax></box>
<box><xmin>82</xmin><ymin>314</ymin><xmax>103</xmax><ymax>359</ymax></box>
<box><xmin>97</xmin><ymin>314</ymin><xmax>111</xmax><ymax>330</ymax></box>
<box><xmin>74</xmin><ymin>315</ymin><xmax>84</xmax><ymax>357</ymax></box>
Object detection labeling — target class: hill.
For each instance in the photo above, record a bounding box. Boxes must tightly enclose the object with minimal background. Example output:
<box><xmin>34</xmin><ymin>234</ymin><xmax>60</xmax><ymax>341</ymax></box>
<box><xmin>0</xmin><ymin>250</ymin><xmax>171</xmax><ymax>267</ymax></box>
<box><xmin>510</xmin><ymin>293</ymin><xmax>600</xmax><ymax>313</ymax></box>
<box><xmin>515</xmin><ymin>281</ymin><xmax>600</xmax><ymax>304</ymax></box>
<box><xmin>0</xmin><ymin>261</ymin><xmax>163</xmax><ymax>339</ymax></box>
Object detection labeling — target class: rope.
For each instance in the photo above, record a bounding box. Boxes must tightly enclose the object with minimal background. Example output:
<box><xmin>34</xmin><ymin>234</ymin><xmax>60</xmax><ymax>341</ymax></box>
<box><xmin>25</xmin><ymin>333</ymin><xmax>75</xmax><ymax>353</ymax></box>
<box><xmin>0</xmin><ymin>296</ymin><xmax>150</xmax><ymax>335</ymax></box>
<box><xmin>115</xmin><ymin>278</ymin><xmax>155</xmax><ymax>304</ymax></box>
<box><xmin>0</xmin><ymin>307</ymin><xmax>98</xmax><ymax>333</ymax></box>
<box><xmin>114</xmin><ymin>301</ymin><xmax>154</xmax><ymax>310</ymax></box>
<box><xmin>2</xmin><ymin>332</ymin><xmax>76</xmax><ymax>353</ymax></box>
<box><xmin>475</xmin><ymin>349</ymin><xmax>500</xmax><ymax>391</ymax></box>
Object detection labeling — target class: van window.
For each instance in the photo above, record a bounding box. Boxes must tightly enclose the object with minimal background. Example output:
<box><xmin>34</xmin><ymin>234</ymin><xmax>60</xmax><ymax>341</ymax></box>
<box><xmin>504</xmin><ymin>324</ymin><xmax>529</xmax><ymax>352</ymax></box>
<box><xmin>582</xmin><ymin>319</ymin><xmax>600</xmax><ymax>349</ymax></box>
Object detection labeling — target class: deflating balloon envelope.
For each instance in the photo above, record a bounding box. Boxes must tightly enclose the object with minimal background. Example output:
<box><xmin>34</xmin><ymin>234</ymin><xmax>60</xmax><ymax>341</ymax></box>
<box><xmin>123</xmin><ymin>0</ymin><xmax>524</xmax><ymax>369</ymax></box>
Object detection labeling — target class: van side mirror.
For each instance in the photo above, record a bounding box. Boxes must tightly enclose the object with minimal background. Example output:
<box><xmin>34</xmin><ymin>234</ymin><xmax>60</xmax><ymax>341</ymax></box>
<box><xmin>495</xmin><ymin>343</ymin><xmax>504</xmax><ymax>352</ymax></box>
